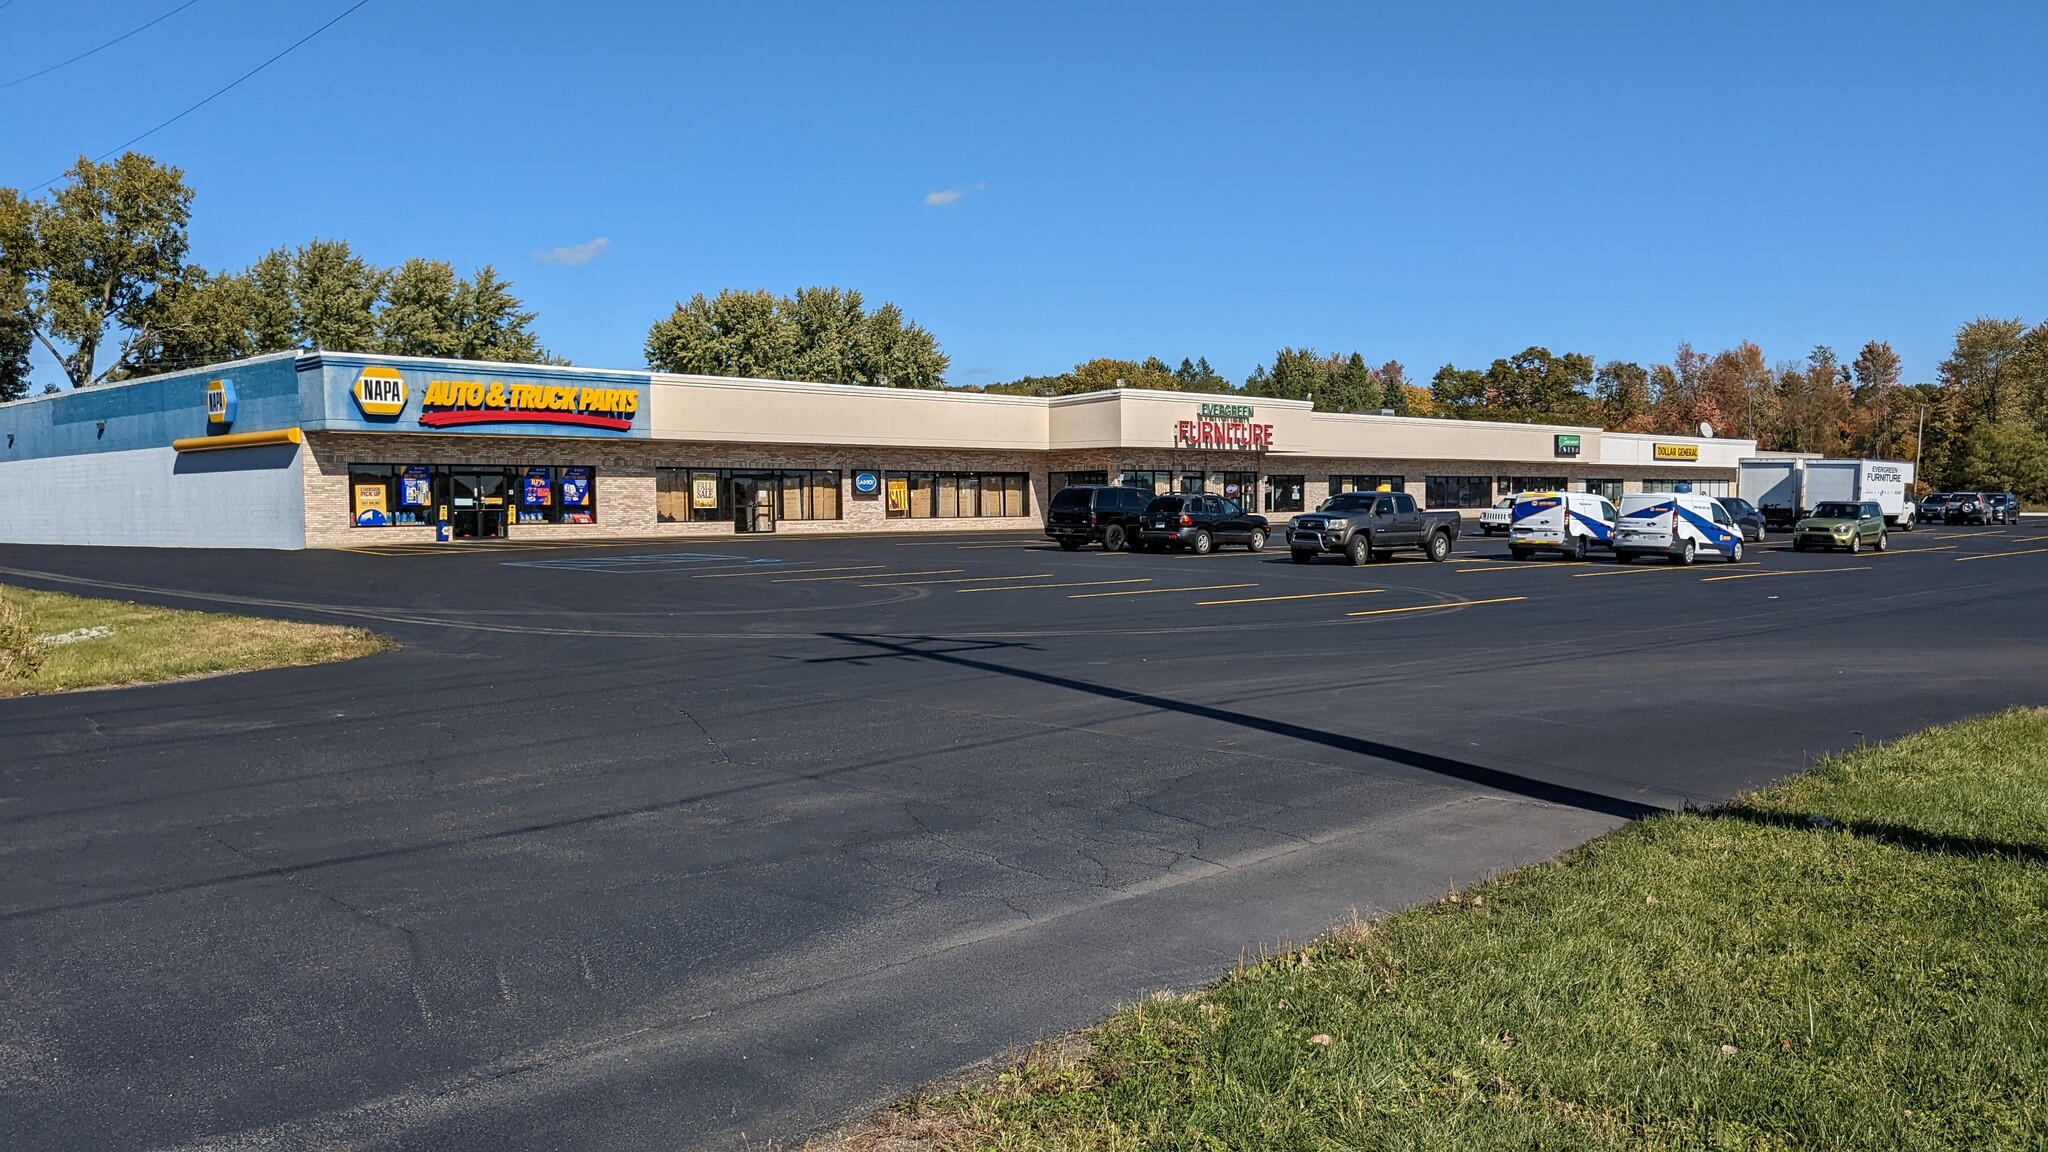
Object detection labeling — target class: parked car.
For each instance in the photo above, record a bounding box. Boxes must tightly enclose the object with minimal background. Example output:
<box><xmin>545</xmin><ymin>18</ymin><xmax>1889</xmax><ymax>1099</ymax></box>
<box><xmin>1137</xmin><ymin>494</ymin><xmax>1269</xmax><ymax>554</ymax></box>
<box><xmin>1045</xmin><ymin>484</ymin><xmax>1152</xmax><ymax>551</ymax></box>
<box><xmin>1716</xmin><ymin>496</ymin><xmax>1767</xmax><ymax>542</ymax></box>
<box><xmin>1794</xmin><ymin>501</ymin><xmax>1888</xmax><ymax>552</ymax></box>
<box><xmin>1478</xmin><ymin>496</ymin><xmax>1514</xmax><ymax>536</ymax></box>
<box><xmin>1917</xmin><ymin>492</ymin><xmax>1953</xmax><ymax>522</ymax></box>
<box><xmin>1286</xmin><ymin>490</ymin><xmax>1460</xmax><ymax>564</ymax></box>
<box><xmin>1987</xmin><ymin>491</ymin><xmax>2021</xmax><ymax>524</ymax></box>
<box><xmin>1944</xmin><ymin>493</ymin><xmax>1992</xmax><ymax>525</ymax></box>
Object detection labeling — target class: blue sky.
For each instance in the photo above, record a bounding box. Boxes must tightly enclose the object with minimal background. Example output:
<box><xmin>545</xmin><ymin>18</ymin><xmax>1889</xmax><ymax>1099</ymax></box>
<box><xmin>4</xmin><ymin>1</ymin><xmax>2044</xmax><ymax>389</ymax></box>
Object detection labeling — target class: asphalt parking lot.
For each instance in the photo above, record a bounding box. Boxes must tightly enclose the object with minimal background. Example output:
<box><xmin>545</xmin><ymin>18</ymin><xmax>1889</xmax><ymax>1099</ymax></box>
<box><xmin>5</xmin><ymin>519</ymin><xmax>2048</xmax><ymax>1150</ymax></box>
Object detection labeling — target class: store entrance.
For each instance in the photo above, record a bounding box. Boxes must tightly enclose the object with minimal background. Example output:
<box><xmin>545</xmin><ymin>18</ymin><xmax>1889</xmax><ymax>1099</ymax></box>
<box><xmin>731</xmin><ymin>474</ymin><xmax>776</xmax><ymax>533</ymax></box>
<box><xmin>449</xmin><ymin>470</ymin><xmax>511</xmax><ymax>539</ymax></box>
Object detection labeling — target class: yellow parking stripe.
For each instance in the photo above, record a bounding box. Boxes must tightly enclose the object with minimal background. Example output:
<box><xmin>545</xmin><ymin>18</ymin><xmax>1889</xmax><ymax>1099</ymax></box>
<box><xmin>1701</xmin><ymin>567</ymin><xmax>1871</xmax><ymax>583</ymax></box>
<box><xmin>2009</xmin><ymin>534</ymin><xmax>2048</xmax><ymax>542</ymax></box>
<box><xmin>1939</xmin><ymin>529</ymin><xmax>2006</xmax><ymax>539</ymax></box>
<box><xmin>1172</xmin><ymin>550</ymin><xmax>1271</xmax><ymax>560</ymax></box>
<box><xmin>1872</xmin><ymin>545</ymin><xmax>1957</xmax><ymax>555</ymax></box>
<box><xmin>1573</xmin><ymin>562</ymin><xmax>1759</xmax><ymax>578</ymax></box>
<box><xmin>1345</xmin><ymin>595</ymin><xmax>1526</xmax><ymax>618</ymax></box>
<box><xmin>1197</xmin><ymin>589</ymin><xmax>1384</xmax><ymax>606</ymax></box>
<box><xmin>1069</xmin><ymin>582</ymin><xmax>1256</xmax><ymax>599</ymax></box>
<box><xmin>860</xmin><ymin>573</ymin><xmax>1052</xmax><ymax>587</ymax></box>
<box><xmin>694</xmin><ymin>564</ymin><xmax>884</xmax><ymax>579</ymax></box>
<box><xmin>1955</xmin><ymin>547</ymin><xmax>2048</xmax><ymax>562</ymax></box>
<box><xmin>957</xmin><ymin>578</ymin><xmax>1152</xmax><ymax>593</ymax></box>
<box><xmin>1457</xmin><ymin>563</ymin><xmax>1568</xmax><ymax>573</ymax></box>
<box><xmin>773</xmin><ymin>568</ymin><xmax>963</xmax><ymax>583</ymax></box>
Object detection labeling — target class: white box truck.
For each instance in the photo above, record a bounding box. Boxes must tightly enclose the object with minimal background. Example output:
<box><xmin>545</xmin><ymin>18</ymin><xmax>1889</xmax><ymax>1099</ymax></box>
<box><xmin>1739</xmin><ymin>458</ymin><xmax>1916</xmax><ymax>530</ymax></box>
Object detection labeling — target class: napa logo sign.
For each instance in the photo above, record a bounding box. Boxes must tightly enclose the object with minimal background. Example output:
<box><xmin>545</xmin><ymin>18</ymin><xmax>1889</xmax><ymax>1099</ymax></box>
<box><xmin>205</xmin><ymin>378</ymin><xmax>238</xmax><ymax>425</ymax></box>
<box><xmin>352</xmin><ymin>366</ymin><xmax>409</xmax><ymax>417</ymax></box>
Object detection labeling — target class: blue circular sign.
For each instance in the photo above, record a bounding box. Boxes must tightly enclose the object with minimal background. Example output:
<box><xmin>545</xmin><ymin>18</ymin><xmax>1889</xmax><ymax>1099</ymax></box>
<box><xmin>853</xmin><ymin>471</ymin><xmax>880</xmax><ymax>495</ymax></box>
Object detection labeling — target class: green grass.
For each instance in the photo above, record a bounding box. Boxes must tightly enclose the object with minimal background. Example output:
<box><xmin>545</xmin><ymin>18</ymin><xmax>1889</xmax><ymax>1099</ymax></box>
<box><xmin>0</xmin><ymin>583</ymin><xmax>392</xmax><ymax>696</ymax></box>
<box><xmin>837</xmin><ymin>710</ymin><xmax>2048</xmax><ymax>1151</ymax></box>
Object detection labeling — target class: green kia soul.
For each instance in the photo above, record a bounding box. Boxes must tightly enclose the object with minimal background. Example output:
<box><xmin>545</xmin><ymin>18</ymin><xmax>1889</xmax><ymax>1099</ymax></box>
<box><xmin>1793</xmin><ymin>501</ymin><xmax>1887</xmax><ymax>553</ymax></box>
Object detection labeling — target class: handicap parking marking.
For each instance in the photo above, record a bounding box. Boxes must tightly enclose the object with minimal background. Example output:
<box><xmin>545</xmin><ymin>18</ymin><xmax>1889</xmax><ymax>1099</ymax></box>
<box><xmin>502</xmin><ymin>552</ymin><xmax>783</xmax><ymax>573</ymax></box>
<box><xmin>694</xmin><ymin>564</ymin><xmax>883</xmax><ymax>579</ymax></box>
<box><xmin>773</xmin><ymin>568</ymin><xmax>964</xmax><ymax>583</ymax></box>
<box><xmin>1955</xmin><ymin>546</ymin><xmax>2048</xmax><ymax>563</ymax></box>
<box><xmin>957</xmin><ymin>578</ymin><xmax>1152</xmax><ymax>593</ymax></box>
<box><xmin>1345</xmin><ymin>595</ymin><xmax>1526</xmax><ymax>619</ymax></box>
<box><xmin>1700</xmin><ymin>566</ymin><xmax>1871</xmax><ymax>583</ymax></box>
<box><xmin>860</xmin><ymin>573</ymin><xmax>1054</xmax><ymax>587</ymax></box>
<box><xmin>1068</xmin><ymin>582</ymin><xmax>1256</xmax><ymax>599</ymax></box>
<box><xmin>1197</xmin><ymin>588</ymin><xmax>1385</xmax><ymax>606</ymax></box>
<box><xmin>1573</xmin><ymin>561</ymin><xmax>1760</xmax><ymax>578</ymax></box>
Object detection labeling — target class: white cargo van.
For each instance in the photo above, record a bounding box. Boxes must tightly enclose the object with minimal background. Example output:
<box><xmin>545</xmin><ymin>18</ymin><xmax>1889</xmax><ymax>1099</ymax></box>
<box><xmin>1507</xmin><ymin>491</ymin><xmax>1618</xmax><ymax>560</ymax></box>
<box><xmin>1613</xmin><ymin>490</ymin><xmax>1745</xmax><ymax>564</ymax></box>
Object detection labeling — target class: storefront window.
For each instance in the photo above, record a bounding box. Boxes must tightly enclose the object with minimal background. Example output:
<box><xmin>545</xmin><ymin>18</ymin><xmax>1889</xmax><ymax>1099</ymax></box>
<box><xmin>1425</xmin><ymin>475</ymin><xmax>1491</xmax><ymax>508</ymax></box>
<box><xmin>1331</xmin><ymin>474</ymin><xmax>1405</xmax><ymax>495</ymax></box>
<box><xmin>1265</xmin><ymin>475</ymin><xmax>1305</xmax><ymax>513</ymax></box>
<box><xmin>886</xmin><ymin>472</ymin><xmax>1030</xmax><ymax>518</ymax></box>
<box><xmin>1051</xmin><ymin>471</ymin><xmax>1107</xmax><ymax>492</ymax></box>
<box><xmin>1499</xmin><ymin>476</ymin><xmax>1569</xmax><ymax>497</ymax></box>
<box><xmin>349</xmin><ymin>464</ymin><xmax>595</xmax><ymax>529</ymax></box>
<box><xmin>1207</xmin><ymin>471</ymin><xmax>1258</xmax><ymax>505</ymax></box>
<box><xmin>1119</xmin><ymin>469</ymin><xmax>1175</xmax><ymax>496</ymax></box>
<box><xmin>1642</xmin><ymin>478</ymin><xmax>1733</xmax><ymax>497</ymax></box>
<box><xmin>1584</xmin><ymin>478</ymin><xmax>1624</xmax><ymax>503</ymax></box>
<box><xmin>656</xmin><ymin>468</ymin><xmax>842</xmax><ymax>523</ymax></box>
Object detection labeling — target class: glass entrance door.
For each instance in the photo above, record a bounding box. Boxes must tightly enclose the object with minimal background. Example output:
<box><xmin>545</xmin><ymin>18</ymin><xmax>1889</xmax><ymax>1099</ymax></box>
<box><xmin>450</xmin><ymin>470</ymin><xmax>511</xmax><ymax>539</ymax></box>
<box><xmin>731</xmin><ymin>474</ymin><xmax>776</xmax><ymax>533</ymax></box>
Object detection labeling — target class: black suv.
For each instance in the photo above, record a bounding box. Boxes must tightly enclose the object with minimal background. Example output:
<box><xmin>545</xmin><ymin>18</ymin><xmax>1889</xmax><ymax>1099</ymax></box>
<box><xmin>1917</xmin><ymin>493</ymin><xmax>1953</xmax><ymax>522</ymax></box>
<box><xmin>1045</xmin><ymin>484</ymin><xmax>1152</xmax><ymax>551</ymax></box>
<box><xmin>1944</xmin><ymin>492</ymin><xmax>1994</xmax><ymax>525</ymax></box>
<box><xmin>1987</xmin><ymin>492</ymin><xmax>2021</xmax><ymax>524</ymax></box>
<box><xmin>1137</xmin><ymin>494</ymin><xmax>1270</xmax><ymax>554</ymax></box>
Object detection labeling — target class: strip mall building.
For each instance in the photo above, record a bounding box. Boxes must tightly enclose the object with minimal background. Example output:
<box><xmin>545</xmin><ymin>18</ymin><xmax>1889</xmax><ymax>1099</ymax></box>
<box><xmin>0</xmin><ymin>351</ymin><xmax>1755</xmax><ymax>549</ymax></box>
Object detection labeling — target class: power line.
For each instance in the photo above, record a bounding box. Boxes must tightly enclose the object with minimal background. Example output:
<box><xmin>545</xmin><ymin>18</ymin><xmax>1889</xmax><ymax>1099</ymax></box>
<box><xmin>2</xmin><ymin>0</ymin><xmax>205</xmax><ymax>90</ymax></box>
<box><xmin>27</xmin><ymin>0</ymin><xmax>372</xmax><ymax>192</ymax></box>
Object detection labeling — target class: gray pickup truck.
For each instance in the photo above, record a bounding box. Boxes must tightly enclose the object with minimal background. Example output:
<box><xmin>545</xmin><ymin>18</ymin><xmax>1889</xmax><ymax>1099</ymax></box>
<box><xmin>1286</xmin><ymin>490</ymin><xmax>1461</xmax><ymax>564</ymax></box>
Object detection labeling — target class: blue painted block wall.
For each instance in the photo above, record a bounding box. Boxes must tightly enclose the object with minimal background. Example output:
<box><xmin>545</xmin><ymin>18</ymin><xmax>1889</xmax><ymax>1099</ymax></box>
<box><xmin>0</xmin><ymin>353</ymin><xmax>306</xmax><ymax>463</ymax></box>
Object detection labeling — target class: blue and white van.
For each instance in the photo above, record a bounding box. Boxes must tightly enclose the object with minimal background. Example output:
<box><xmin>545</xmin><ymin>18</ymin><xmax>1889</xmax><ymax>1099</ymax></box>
<box><xmin>1508</xmin><ymin>491</ymin><xmax>1618</xmax><ymax>560</ymax></box>
<box><xmin>1613</xmin><ymin>491</ymin><xmax>1745</xmax><ymax>564</ymax></box>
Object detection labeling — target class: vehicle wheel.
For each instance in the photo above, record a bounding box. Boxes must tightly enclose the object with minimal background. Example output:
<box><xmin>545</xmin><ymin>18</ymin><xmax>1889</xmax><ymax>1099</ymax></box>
<box><xmin>1677</xmin><ymin>540</ymin><xmax>1696</xmax><ymax>565</ymax></box>
<box><xmin>1848</xmin><ymin>534</ymin><xmax>1860</xmax><ymax>554</ymax></box>
<box><xmin>1510</xmin><ymin>546</ymin><xmax>1531</xmax><ymax>561</ymax></box>
<box><xmin>1615</xmin><ymin>551</ymin><xmax>1637</xmax><ymax>564</ymax></box>
<box><xmin>1101</xmin><ymin>524</ymin><xmax>1126</xmax><ymax>552</ymax></box>
<box><xmin>1728</xmin><ymin>540</ymin><xmax>1743</xmax><ymax>563</ymax></box>
<box><xmin>1425</xmin><ymin>531</ymin><xmax>1451</xmax><ymax>562</ymax></box>
<box><xmin>1875</xmin><ymin>532</ymin><xmax>1887</xmax><ymax>552</ymax></box>
<box><xmin>1569</xmin><ymin>535</ymin><xmax>1589</xmax><ymax>561</ymax></box>
<box><xmin>1192</xmin><ymin>529</ymin><xmax>1213</xmax><ymax>556</ymax></box>
<box><xmin>1059</xmin><ymin>538</ymin><xmax>1082</xmax><ymax>551</ymax></box>
<box><xmin>1247</xmin><ymin>528</ymin><xmax>1267</xmax><ymax>553</ymax></box>
<box><xmin>1345</xmin><ymin>535</ymin><xmax>1370</xmax><ymax>566</ymax></box>
<box><xmin>1903</xmin><ymin>516</ymin><xmax>1914</xmax><ymax>532</ymax></box>
<box><xmin>1793</xmin><ymin>540</ymin><xmax>1807</xmax><ymax>552</ymax></box>
<box><xmin>1481</xmin><ymin>526</ymin><xmax>1495</xmax><ymax>536</ymax></box>
<box><xmin>1290</xmin><ymin>549</ymin><xmax>1315</xmax><ymax>565</ymax></box>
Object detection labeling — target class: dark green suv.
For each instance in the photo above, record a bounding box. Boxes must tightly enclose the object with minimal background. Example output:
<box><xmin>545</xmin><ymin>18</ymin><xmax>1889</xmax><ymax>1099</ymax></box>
<box><xmin>1793</xmin><ymin>501</ymin><xmax>1887</xmax><ymax>553</ymax></box>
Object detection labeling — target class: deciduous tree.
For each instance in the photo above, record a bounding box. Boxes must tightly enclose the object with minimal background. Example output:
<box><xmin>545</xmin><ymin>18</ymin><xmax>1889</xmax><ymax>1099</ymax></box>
<box><xmin>8</xmin><ymin>153</ymin><xmax>193</xmax><ymax>387</ymax></box>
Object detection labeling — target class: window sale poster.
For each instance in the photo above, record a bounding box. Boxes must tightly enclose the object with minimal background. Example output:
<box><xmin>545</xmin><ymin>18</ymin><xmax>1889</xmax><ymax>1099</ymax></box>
<box><xmin>523</xmin><ymin>467</ymin><xmax>554</xmax><ymax>506</ymax></box>
<box><xmin>690</xmin><ymin>475</ymin><xmax>718</xmax><ymax>509</ymax></box>
<box><xmin>400</xmin><ymin>466</ymin><xmax>432</xmax><ymax>508</ymax></box>
<box><xmin>560</xmin><ymin>468</ymin><xmax>592</xmax><ymax>507</ymax></box>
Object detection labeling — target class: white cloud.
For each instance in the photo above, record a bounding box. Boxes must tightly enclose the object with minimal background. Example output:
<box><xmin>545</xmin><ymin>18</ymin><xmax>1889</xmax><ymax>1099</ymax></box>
<box><xmin>535</xmin><ymin>236</ymin><xmax>611</xmax><ymax>265</ymax></box>
<box><xmin>922</xmin><ymin>188</ymin><xmax>962</xmax><ymax>207</ymax></box>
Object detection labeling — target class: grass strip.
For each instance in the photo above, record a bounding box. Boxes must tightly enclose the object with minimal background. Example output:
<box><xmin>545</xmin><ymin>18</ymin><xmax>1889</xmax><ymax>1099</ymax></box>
<box><xmin>822</xmin><ymin>708</ymin><xmax>2048</xmax><ymax>1150</ymax></box>
<box><xmin>0</xmin><ymin>584</ymin><xmax>392</xmax><ymax>697</ymax></box>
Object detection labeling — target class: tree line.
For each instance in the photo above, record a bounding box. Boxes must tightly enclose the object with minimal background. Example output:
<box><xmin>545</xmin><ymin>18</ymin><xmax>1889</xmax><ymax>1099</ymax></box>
<box><xmin>6</xmin><ymin>153</ymin><xmax>2041</xmax><ymax>499</ymax></box>
<box><xmin>1</xmin><ymin>154</ymin><xmax>559</xmax><ymax>397</ymax></box>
